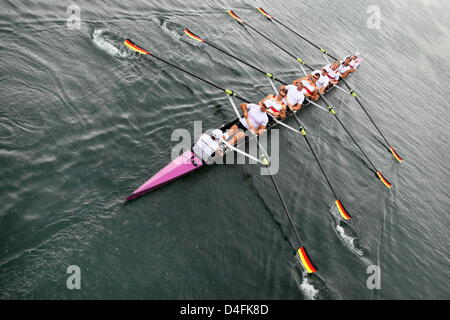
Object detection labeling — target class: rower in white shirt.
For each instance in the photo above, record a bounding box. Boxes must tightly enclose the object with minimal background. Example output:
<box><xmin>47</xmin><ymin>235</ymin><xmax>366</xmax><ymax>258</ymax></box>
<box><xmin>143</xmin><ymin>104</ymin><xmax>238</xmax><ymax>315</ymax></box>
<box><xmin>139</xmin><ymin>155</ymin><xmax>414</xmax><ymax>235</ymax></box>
<box><xmin>312</xmin><ymin>69</ymin><xmax>330</xmax><ymax>94</ymax></box>
<box><xmin>324</xmin><ymin>62</ymin><xmax>341</xmax><ymax>85</ymax></box>
<box><xmin>224</xmin><ymin>102</ymin><xmax>269</xmax><ymax>145</ymax></box>
<box><xmin>349</xmin><ymin>52</ymin><xmax>362</xmax><ymax>69</ymax></box>
<box><xmin>282</xmin><ymin>82</ymin><xmax>305</xmax><ymax>111</ymax></box>
<box><xmin>260</xmin><ymin>88</ymin><xmax>288</xmax><ymax>120</ymax></box>
<box><xmin>292</xmin><ymin>74</ymin><xmax>319</xmax><ymax>101</ymax></box>
<box><xmin>338</xmin><ymin>56</ymin><xmax>356</xmax><ymax>78</ymax></box>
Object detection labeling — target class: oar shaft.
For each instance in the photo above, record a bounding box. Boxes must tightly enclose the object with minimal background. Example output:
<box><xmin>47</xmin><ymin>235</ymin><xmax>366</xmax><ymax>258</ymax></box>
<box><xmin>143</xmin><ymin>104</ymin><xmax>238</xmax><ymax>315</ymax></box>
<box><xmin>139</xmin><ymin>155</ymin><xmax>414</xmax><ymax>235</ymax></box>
<box><xmin>271</xmin><ymin>16</ymin><xmax>338</xmax><ymax>61</ymax></box>
<box><xmin>245</xmin><ymin>23</ymin><xmax>298</xmax><ymax>61</ymax></box>
<box><xmin>207</xmin><ymin>41</ymin><xmax>269</xmax><ymax>78</ymax></box>
<box><xmin>267</xmin><ymin>168</ymin><xmax>304</xmax><ymax>248</ymax></box>
<box><xmin>341</xmin><ymin>78</ymin><xmax>391</xmax><ymax>147</ymax></box>
<box><xmin>150</xmin><ymin>54</ymin><xmax>229</xmax><ymax>96</ymax></box>
<box><xmin>303</xmin><ymin>135</ymin><xmax>339</xmax><ymax>199</ymax></box>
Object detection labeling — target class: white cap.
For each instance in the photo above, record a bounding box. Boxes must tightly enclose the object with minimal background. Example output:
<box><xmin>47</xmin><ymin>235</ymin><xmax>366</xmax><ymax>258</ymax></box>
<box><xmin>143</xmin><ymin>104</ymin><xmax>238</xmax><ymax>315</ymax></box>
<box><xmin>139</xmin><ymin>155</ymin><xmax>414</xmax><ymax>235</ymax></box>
<box><xmin>212</xmin><ymin>129</ymin><xmax>223</xmax><ymax>139</ymax></box>
<box><xmin>353</xmin><ymin>52</ymin><xmax>361</xmax><ymax>57</ymax></box>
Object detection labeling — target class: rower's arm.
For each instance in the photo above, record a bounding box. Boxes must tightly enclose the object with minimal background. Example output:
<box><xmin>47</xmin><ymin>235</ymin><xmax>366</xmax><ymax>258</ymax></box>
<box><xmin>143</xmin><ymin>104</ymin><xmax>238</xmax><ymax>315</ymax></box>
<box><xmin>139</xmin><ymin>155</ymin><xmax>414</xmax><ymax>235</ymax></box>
<box><xmin>258</xmin><ymin>95</ymin><xmax>272</xmax><ymax>107</ymax></box>
<box><xmin>240</xmin><ymin>103</ymin><xmax>248</xmax><ymax>117</ymax></box>
<box><xmin>293</xmin><ymin>78</ymin><xmax>306</xmax><ymax>85</ymax></box>
<box><xmin>256</xmin><ymin>125</ymin><xmax>266</xmax><ymax>136</ymax></box>
<box><xmin>291</xmin><ymin>103</ymin><xmax>302</xmax><ymax>111</ymax></box>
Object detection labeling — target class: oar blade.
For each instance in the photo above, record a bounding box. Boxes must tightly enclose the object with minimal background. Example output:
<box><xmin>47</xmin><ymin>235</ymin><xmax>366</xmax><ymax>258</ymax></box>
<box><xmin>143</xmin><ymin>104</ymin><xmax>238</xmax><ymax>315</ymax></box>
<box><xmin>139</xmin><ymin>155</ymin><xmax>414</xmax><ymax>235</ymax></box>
<box><xmin>298</xmin><ymin>247</ymin><xmax>317</xmax><ymax>274</ymax></box>
<box><xmin>389</xmin><ymin>147</ymin><xmax>404</xmax><ymax>163</ymax></box>
<box><xmin>257</xmin><ymin>7</ymin><xmax>273</xmax><ymax>19</ymax></box>
<box><xmin>376</xmin><ymin>171</ymin><xmax>392</xmax><ymax>189</ymax></box>
<box><xmin>227</xmin><ymin>10</ymin><xmax>245</xmax><ymax>24</ymax></box>
<box><xmin>124</xmin><ymin>39</ymin><xmax>151</xmax><ymax>55</ymax></box>
<box><xmin>184</xmin><ymin>28</ymin><xmax>205</xmax><ymax>43</ymax></box>
<box><xmin>335</xmin><ymin>200</ymin><xmax>352</xmax><ymax>220</ymax></box>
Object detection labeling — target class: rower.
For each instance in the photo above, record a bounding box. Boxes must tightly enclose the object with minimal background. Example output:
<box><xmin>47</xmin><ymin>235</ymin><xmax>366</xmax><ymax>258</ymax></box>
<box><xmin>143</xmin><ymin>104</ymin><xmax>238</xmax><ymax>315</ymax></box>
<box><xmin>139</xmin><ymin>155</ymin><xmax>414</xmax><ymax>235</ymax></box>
<box><xmin>260</xmin><ymin>88</ymin><xmax>288</xmax><ymax>120</ymax></box>
<box><xmin>313</xmin><ymin>69</ymin><xmax>330</xmax><ymax>95</ymax></box>
<box><xmin>224</xmin><ymin>103</ymin><xmax>268</xmax><ymax>145</ymax></box>
<box><xmin>192</xmin><ymin>129</ymin><xmax>224</xmax><ymax>161</ymax></box>
<box><xmin>324</xmin><ymin>61</ymin><xmax>341</xmax><ymax>86</ymax></box>
<box><xmin>282</xmin><ymin>81</ymin><xmax>305</xmax><ymax>111</ymax></box>
<box><xmin>349</xmin><ymin>52</ymin><xmax>362</xmax><ymax>70</ymax></box>
<box><xmin>338</xmin><ymin>56</ymin><xmax>355</xmax><ymax>78</ymax></box>
<box><xmin>293</xmin><ymin>74</ymin><xmax>319</xmax><ymax>101</ymax></box>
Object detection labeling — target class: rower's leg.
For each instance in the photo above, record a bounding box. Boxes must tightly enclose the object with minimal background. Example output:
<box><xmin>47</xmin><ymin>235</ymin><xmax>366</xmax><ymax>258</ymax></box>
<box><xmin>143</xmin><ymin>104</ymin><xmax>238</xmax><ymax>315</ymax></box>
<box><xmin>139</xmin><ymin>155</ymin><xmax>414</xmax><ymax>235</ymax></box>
<box><xmin>229</xmin><ymin>131</ymin><xmax>245</xmax><ymax>146</ymax></box>
<box><xmin>224</xmin><ymin>124</ymin><xmax>238</xmax><ymax>140</ymax></box>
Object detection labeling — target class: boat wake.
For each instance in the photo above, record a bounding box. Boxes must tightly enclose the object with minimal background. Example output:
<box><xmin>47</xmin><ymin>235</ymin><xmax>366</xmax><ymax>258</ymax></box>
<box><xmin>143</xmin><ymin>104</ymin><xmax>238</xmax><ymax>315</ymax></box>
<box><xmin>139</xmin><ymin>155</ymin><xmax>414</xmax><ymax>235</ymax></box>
<box><xmin>298</xmin><ymin>274</ymin><xmax>319</xmax><ymax>300</ymax></box>
<box><xmin>292</xmin><ymin>262</ymin><xmax>340</xmax><ymax>300</ymax></box>
<box><xmin>92</xmin><ymin>29</ymin><xmax>135</xmax><ymax>58</ymax></box>
<box><xmin>329</xmin><ymin>204</ymin><xmax>365</xmax><ymax>257</ymax></box>
<box><xmin>159</xmin><ymin>20</ymin><xmax>185</xmax><ymax>42</ymax></box>
<box><xmin>291</xmin><ymin>260</ymin><xmax>320</xmax><ymax>299</ymax></box>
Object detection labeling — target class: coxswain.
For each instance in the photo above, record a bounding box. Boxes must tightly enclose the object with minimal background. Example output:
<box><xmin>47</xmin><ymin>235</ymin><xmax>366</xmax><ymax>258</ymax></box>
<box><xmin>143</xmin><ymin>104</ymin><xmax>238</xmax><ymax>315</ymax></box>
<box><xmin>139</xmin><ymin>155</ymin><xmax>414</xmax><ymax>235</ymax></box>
<box><xmin>192</xmin><ymin>129</ymin><xmax>224</xmax><ymax>161</ymax></box>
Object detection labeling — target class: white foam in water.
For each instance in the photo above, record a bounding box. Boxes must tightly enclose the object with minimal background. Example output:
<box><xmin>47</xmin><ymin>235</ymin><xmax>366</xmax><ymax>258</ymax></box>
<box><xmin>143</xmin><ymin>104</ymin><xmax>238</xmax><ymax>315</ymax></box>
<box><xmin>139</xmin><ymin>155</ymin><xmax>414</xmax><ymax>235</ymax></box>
<box><xmin>293</xmin><ymin>260</ymin><xmax>319</xmax><ymax>300</ymax></box>
<box><xmin>160</xmin><ymin>20</ymin><xmax>183</xmax><ymax>41</ymax></box>
<box><xmin>335</xmin><ymin>224</ymin><xmax>364</xmax><ymax>256</ymax></box>
<box><xmin>92</xmin><ymin>29</ymin><xmax>129</xmax><ymax>58</ymax></box>
<box><xmin>299</xmin><ymin>275</ymin><xmax>318</xmax><ymax>300</ymax></box>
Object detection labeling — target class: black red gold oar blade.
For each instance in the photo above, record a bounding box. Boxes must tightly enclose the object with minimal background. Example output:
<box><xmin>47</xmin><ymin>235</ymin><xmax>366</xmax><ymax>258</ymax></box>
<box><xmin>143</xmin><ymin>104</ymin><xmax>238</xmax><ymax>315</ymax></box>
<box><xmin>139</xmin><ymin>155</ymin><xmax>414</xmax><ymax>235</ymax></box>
<box><xmin>376</xmin><ymin>171</ymin><xmax>392</xmax><ymax>189</ymax></box>
<box><xmin>227</xmin><ymin>10</ymin><xmax>245</xmax><ymax>24</ymax></box>
<box><xmin>257</xmin><ymin>7</ymin><xmax>273</xmax><ymax>19</ymax></box>
<box><xmin>124</xmin><ymin>39</ymin><xmax>151</xmax><ymax>55</ymax></box>
<box><xmin>335</xmin><ymin>200</ymin><xmax>352</xmax><ymax>220</ymax></box>
<box><xmin>389</xmin><ymin>147</ymin><xmax>404</xmax><ymax>163</ymax></box>
<box><xmin>298</xmin><ymin>247</ymin><xmax>317</xmax><ymax>274</ymax></box>
<box><xmin>184</xmin><ymin>28</ymin><xmax>205</xmax><ymax>43</ymax></box>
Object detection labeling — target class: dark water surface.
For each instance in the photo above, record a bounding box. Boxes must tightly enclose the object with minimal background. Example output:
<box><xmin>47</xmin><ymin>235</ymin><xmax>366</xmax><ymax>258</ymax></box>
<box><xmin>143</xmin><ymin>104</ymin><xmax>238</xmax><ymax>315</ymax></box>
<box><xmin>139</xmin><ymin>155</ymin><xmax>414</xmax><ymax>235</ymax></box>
<box><xmin>0</xmin><ymin>0</ymin><xmax>449</xmax><ymax>299</ymax></box>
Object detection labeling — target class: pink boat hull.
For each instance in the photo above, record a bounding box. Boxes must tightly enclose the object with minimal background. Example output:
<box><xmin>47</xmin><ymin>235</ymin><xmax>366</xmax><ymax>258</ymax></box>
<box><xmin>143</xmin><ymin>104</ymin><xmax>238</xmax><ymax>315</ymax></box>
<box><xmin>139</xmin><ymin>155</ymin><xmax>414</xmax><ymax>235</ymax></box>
<box><xmin>126</xmin><ymin>151</ymin><xmax>203</xmax><ymax>200</ymax></box>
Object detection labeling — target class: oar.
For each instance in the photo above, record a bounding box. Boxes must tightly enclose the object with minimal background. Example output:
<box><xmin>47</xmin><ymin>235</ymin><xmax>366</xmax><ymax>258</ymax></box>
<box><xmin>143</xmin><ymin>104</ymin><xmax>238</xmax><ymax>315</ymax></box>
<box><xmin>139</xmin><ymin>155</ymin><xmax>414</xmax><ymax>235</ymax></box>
<box><xmin>256</xmin><ymin>7</ymin><xmax>404</xmax><ymax>163</ymax></box>
<box><xmin>184</xmin><ymin>28</ymin><xmax>352</xmax><ymax>220</ymax></box>
<box><xmin>226</xmin><ymin>94</ymin><xmax>317</xmax><ymax>274</ymax></box>
<box><xmin>123</xmin><ymin>38</ymin><xmax>317</xmax><ymax>274</ymax></box>
<box><xmin>340</xmin><ymin>78</ymin><xmax>404</xmax><ymax>162</ymax></box>
<box><xmin>226</xmin><ymin>11</ymin><xmax>393</xmax><ymax>189</ymax></box>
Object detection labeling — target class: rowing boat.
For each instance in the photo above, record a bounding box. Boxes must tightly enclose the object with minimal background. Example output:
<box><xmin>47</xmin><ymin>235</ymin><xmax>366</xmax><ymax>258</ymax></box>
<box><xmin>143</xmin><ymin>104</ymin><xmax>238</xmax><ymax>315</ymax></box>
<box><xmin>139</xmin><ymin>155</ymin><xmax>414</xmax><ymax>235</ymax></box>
<box><xmin>121</xmin><ymin>5</ymin><xmax>405</xmax><ymax>275</ymax></box>
<box><xmin>125</xmin><ymin>65</ymin><xmax>359</xmax><ymax>201</ymax></box>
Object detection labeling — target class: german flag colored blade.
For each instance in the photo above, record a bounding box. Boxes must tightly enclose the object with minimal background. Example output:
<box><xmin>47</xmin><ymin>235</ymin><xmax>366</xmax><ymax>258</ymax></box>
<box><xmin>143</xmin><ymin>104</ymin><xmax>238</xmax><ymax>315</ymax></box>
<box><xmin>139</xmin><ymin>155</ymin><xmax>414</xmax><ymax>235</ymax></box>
<box><xmin>335</xmin><ymin>200</ymin><xmax>352</xmax><ymax>220</ymax></box>
<box><xmin>298</xmin><ymin>247</ymin><xmax>317</xmax><ymax>274</ymax></box>
<box><xmin>124</xmin><ymin>39</ymin><xmax>151</xmax><ymax>55</ymax></box>
<box><xmin>389</xmin><ymin>147</ymin><xmax>404</xmax><ymax>163</ymax></box>
<box><xmin>184</xmin><ymin>28</ymin><xmax>205</xmax><ymax>43</ymax></box>
<box><xmin>227</xmin><ymin>10</ymin><xmax>245</xmax><ymax>24</ymax></box>
<box><xmin>376</xmin><ymin>171</ymin><xmax>392</xmax><ymax>189</ymax></box>
<box><xmin>257</xmin><ymin>7</ymin><xmax>273</xmax><ymax>19</ymax></box>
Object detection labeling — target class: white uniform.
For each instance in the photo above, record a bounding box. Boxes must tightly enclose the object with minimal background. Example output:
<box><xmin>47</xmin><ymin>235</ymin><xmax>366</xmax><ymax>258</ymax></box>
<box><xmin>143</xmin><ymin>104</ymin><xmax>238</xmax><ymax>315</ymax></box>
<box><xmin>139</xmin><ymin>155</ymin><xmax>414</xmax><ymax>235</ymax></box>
<box><xmin>339</xmin><ymin>64</ymin><xmax>352</xmax><ymax>74</ymax></box>
<box><xmin>285</xmin><ymin>85</ymin><xmax>305</xmax><ymax>106</ymax></box>
<box><xmin>350</xmin><ymin>58</ymin><xmax>362</xmax><ymax>69</ymax></box>
<box><xmin>264</xmin><ymin>95</ymin><xmax>287</xmax><ymax>113</ymax></box>
<box><xmin>240</xmin><ymin>103</ymin><xmax>268</xmax><ymax>129</ymax></box>
<box><xmin>193</xmin><ymin>134</ymin><xmax>219</xmax><ymax>161</ymax></box>
<box><xmin>301</xmin><ymin>80</ymin><xmax>316</xmax><ymax>97</ymax></box>
<box><xmin>313</xmin><ymin>70</ymin><xmax>330</xmax><ymax>89</ymax></box>
<box><xmin>324</xmin><ymin>64</ymin><xmax>340</xmax><ymax>81</ymax></box>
